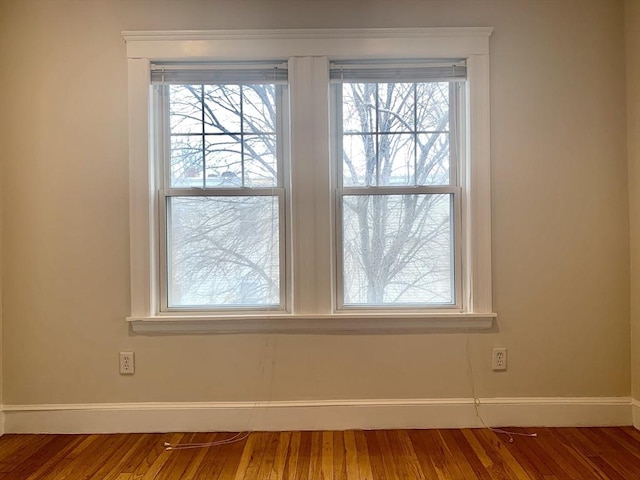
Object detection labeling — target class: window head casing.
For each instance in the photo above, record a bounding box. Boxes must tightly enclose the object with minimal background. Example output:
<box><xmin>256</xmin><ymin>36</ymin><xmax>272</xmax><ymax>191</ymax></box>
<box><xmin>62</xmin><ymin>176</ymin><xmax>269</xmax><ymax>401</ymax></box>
<box><xmin>124</xmin><ymin>28</ymin><xmax>496</xmax><ymax>333</ymax></box>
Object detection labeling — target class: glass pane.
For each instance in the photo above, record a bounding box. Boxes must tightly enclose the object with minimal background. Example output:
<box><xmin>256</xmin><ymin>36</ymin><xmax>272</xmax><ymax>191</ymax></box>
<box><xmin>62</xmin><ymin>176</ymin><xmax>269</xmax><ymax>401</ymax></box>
<box><xmin>203</xmin><ymin>84</ymin><xmax>242</xmax><ymax>134</ymax></box>
<box><xmin>343</xmin><ymin>83</ymin><xmax>376</xmax><ymax>133</ymax></box>
<box><xmin>205</xmin><ymin>135</ymin><xmax>242</xmax><ymax>187</ymax></box>
<box><xmin>169</xmin><ymin>85</ymin><xmax>203</xmax><ymax>134</ymax></box>
<box><xmin>168</xmin><ymin>196</ymin><xmax>280</xmax><ymax>308</ymax></box>
<box><xmin>343</xmin><ymin>134</ymin><xmax>376</xmax><ymax>186</ymax></box>
<box><xmin>170</xmin><ymin>135</ymin><xmax>203</xmax><ymax>188</ymax></box>
<box><xmin>378</xmin><ymin>83</ymin><xmax>414</xmax><ymax>132</ymax></box>
<box><xmin>416</xmin><ymin>82</ymin><xmax>449</xmax><ymax>132</ymax></box>
<box><xmin>378</xmin><ymin>133</ymin><xmax>415</xmax><ymax>186</ymax></box>
<box><xmin>417</xmin><ymin>133</ymin><xmax>450</xmax><ymax>185</ymax></box>
<box><xmin>243</xmin><ymin>85</ymin><xmax>277</xmax><ymax>134</ymax></box>
<box><xmin>342</xmin><ymin>194</ymin><xmax>454</xmax><ymax>306</ymax></box>
<box><xmin>244</xmin><ymin>134</ymin><xmax>277</xmax><ymax>187</ymax></box>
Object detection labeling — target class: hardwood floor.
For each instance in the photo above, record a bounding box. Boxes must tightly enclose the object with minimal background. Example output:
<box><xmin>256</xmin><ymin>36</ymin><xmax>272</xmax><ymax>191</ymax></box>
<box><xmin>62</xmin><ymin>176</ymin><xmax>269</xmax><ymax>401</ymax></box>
<box><xmin>0</xmin><ymin>427</ymin><xmax>639</xmax><ymax>479</ymax></box>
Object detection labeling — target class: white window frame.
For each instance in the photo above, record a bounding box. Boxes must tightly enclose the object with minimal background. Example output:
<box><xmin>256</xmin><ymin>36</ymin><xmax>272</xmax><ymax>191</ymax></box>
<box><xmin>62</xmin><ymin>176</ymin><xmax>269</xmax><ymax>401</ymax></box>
<box><xmin>153</xmin><ymin>77</ymin><xmax>290</xmax><ymax>313</ymax></box>
<box><xmin>124</xmin><ymin>28</ymin><xmax>496</xmax><ymax>333</ymax></box>
<box><xmin>331</xmin><ymin>75</ymin><xmax>464</xmax><ymax>312</ymax></box>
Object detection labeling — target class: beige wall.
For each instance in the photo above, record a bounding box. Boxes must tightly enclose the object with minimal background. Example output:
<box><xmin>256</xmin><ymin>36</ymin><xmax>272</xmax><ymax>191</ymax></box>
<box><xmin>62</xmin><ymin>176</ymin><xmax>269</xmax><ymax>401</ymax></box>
<box><xmin>627</xmin><ymin>0</ymin><xmax>640</xmax><ymax>404</ymax></box>
<box><xmin>0</xmin><ymin>0</ymin><xmax>7</xmax><ymax>410</ymax></box>
<box><xmin>0</xmin><ymin>0</ymin><xmax>631</xmax><ymax>406</ymax></box>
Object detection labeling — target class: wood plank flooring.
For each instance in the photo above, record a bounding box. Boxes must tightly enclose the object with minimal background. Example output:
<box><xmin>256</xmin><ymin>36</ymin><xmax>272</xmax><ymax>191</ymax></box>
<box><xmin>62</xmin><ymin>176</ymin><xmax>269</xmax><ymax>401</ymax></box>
<box><xmin>0</xmin><ymin>427</ymin><xmax>639</xmax><ymax>479</ymax></box>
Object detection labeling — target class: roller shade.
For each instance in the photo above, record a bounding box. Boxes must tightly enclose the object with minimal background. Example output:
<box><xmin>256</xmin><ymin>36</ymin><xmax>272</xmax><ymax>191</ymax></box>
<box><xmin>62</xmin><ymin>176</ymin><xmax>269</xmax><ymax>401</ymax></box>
<box><xmin>150</xmin><ymin>62</ymin><xmax>288</xmax><ymax>85</ymax></box>
<box><xmin>330</xmin><ymin>60</ymin><xmax>466</xmax><ymax>83</ymax></box>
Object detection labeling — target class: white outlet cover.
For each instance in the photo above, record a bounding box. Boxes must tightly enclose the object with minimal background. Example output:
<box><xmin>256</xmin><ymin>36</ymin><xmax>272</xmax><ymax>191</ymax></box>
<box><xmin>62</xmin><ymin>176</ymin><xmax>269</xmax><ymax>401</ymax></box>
<box><xmin>119</xmin><ymin>351</ymin><xmax>135</xmax><ymax>375</ymax></box>
<box><xmin>492</xmin><ymin>347</ymin><xmax>507</xmax><ymax>371</ymax></box>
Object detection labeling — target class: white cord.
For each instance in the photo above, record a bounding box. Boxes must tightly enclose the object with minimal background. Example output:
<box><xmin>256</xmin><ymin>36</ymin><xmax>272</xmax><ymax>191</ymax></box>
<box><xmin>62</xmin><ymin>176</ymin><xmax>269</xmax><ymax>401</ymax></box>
<box><xmin>465</xmin><ymin>332</ymin><xmax>537</xmax><ymax>443</ymax></box>
<box><xmin>165</xmin><ymin>89</ymin><xmax>281</xmax><ymax>453</ymax></box>
<box><xmin>164</xmin><ymin>432</ymin><xmax>251</xmax><ymax>451</ymax></box>
<box><xmin>164</xmin><ymin>334</ymin><xmax>274</xmax><ymax>451</ymax></box>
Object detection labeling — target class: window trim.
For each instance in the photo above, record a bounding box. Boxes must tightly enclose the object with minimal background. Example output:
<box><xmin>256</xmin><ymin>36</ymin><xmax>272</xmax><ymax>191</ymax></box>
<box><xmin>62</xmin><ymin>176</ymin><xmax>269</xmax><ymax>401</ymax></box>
<box><xmin>123</xmin><ymin>28</ymin><xmax>496</xmax><ymax>333</ymax></box>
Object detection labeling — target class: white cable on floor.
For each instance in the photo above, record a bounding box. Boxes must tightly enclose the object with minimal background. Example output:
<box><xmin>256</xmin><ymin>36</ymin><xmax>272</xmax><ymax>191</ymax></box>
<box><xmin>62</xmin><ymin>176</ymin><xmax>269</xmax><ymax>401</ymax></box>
<box><xmin>164</xmin><ymin>334</ymin><xmax>275</xmax><ymax>451</ymax></box>
<box><xmin>164</xmin><ymin>432</ymin><xmax>251</xmax><ymax>451</ymax></box>
<box><xmin>165</xmin><ymin>95</ymin><xmax>282</xmax><ymax>453</ymax></box>
<box><xmin>465</xmin><ymin>332</ymin><xmax>537</xmax><ymax>443</ymax></box>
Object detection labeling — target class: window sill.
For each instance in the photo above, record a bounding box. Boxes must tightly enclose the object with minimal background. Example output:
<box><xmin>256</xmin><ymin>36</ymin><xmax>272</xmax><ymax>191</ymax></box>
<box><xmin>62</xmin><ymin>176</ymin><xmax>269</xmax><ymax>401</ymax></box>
<box><xmin>126</xmin><ymin>312</ymin><xmax>496</xmax><ymax>334</ymax></box>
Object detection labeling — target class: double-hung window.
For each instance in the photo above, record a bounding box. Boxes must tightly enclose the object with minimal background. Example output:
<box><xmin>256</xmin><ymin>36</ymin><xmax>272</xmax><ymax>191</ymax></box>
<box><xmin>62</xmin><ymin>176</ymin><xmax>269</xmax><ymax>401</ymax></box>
<box><xmin>332</xmin><ymin>62</ymin><xmax>465</xmax><ymax>309</ymax></box>
<box><xmin>152</xmin><ymin>64</ymin><xmax>288</xmax><ymax>312</ymax></box>
<box><xmin>124</xmin><ymin>28</ymin><xmax>496</xmax><ymax>333</ymax></box>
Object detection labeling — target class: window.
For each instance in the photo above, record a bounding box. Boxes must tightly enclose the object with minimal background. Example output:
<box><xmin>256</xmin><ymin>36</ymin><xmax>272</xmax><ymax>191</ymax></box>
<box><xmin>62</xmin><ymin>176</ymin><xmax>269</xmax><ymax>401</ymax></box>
<box><xmin>151</xmin><ymin>64</ymin><xmax>288</xmax><ymax>312</ymax></box>
<box><xmin>332</xmin><ymin>62</ymin><xmax>465</xmax><ymax>309</ymax></box>
<box><xmin>124</xmin><ymin>29</ymin><xmax>496</xmax><ymax>333</ymax></box>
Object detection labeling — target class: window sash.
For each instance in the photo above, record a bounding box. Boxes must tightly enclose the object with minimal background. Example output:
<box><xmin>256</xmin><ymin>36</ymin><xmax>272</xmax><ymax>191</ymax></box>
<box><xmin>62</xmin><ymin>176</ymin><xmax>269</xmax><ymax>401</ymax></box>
<box><xmin>161</xmin><ymin>84</ymin><xmax>287</xmax><ymax>190</ymax></box>
<box><xmin>336</xmin><ymin>191</ymin><xmax>462</xmax><ymax>309</ymax></box>
<box><xmin>333</xmin><ymin>80</ymin><xmax>464</xmax><ymax>311</ymax></box>
<box><xmin>155</xmin><ymin>81</ymin><xmax>289</xmax><ymax>313</ymax></box>
<box><xmin>159</xmin><ymin>190</ymin><xmax>287</xmax><ymax>312</ymax></box>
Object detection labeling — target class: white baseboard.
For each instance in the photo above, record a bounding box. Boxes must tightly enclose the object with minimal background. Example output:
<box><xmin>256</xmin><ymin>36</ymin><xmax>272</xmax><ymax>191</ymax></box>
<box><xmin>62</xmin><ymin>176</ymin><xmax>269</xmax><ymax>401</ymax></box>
<box><xmin>1</xmin><ymin>397</ymin><xmax>632</xmax><ymax>434</ymax></box>
<box><xmin>0</xmin><ymin>408</ymin><xmax>4</xmax><ymax>436</ymax></box>
<box><xmin>633</xmin><ymin>399</ymin><xmax>640</xmax><ymax>430</ymax></box>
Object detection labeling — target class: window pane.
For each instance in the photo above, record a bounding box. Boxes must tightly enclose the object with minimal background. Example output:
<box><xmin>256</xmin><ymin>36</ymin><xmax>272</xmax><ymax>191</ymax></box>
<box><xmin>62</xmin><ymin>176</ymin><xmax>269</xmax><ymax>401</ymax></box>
<box><xmin>416</xmin><ymin>82</ymin><xmax>449</xmax><ymax>132</ymax></box>
<box><xmin>378</xmin><ymin>133</ymin><xmax>415</xmax><ymax>186</ymax></box>
<box><xmin>168</xmin><ymin>84</ymin><xmax>281</xmax><ymax>189</ymax></box>
<box><xmin>205</xmin><ymin>135</ymin><xmax>242</xmax><ymax>187</ymax></box>
<box><xmin>378</xmin><ymin>83</ymin><xmax>415</xmax><ymax>132</ymax></box>
<box><xmin>343</xmin><ymin>83</ymin><xmax>376</xmax><ymax>133</ymax></box>
<box><xmin>343</xmin><ymin>134</ymin><xmax>376</xmax><ymax>186</ymax></box>
<box><xmin>340</xmin><ymin>81</ymin><xmax>454</xmax><ymax>189</ymax></box>
<box><xmin>170</xmin><ymin>135</ymin><xmax>203</xmax><ymax>188</ymax></box>
<box><xmin>342</xmin><ymin>194</ymin><xmax>454</xmax><ymax>305</ymax></box>
<box><xmin>417</xmin><ymin>133</ymin><xmax>450</xmax><ymax>185</ymax></box>
<box><xmin>203</xmin><ymin>84</ymin><xmax>242</xmax><ymax>134</ymax></box>
<box><xmin>168</xmin><ymin>196</ymin><xmax>280</xmax><ymax>308</ymax></box>
<box><xmin>244</xmin><ymin>134</ymin><xmax>277</xmax><ymax>187</ymax></box>
<box><xmin>169</xmin><ymin>85</ymin><xmax>203</xmax><ymax>134</ymax></box>
<box><xmin>243</xmin><ymin>85</ymin><xmax>277</xmax><ymax>134</ymax></box>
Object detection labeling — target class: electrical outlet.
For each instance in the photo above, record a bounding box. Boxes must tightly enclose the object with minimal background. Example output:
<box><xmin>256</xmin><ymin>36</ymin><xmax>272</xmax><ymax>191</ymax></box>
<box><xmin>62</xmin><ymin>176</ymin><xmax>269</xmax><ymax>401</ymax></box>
<box><xmin>492</xmin><ymin>348</ymin><xmax>507</xmax><ymax>371</ymax></box>
<box><xmin>119</xmin><ymin>352</ymin><xmax>135</xmax><ymax>375</ymax></box>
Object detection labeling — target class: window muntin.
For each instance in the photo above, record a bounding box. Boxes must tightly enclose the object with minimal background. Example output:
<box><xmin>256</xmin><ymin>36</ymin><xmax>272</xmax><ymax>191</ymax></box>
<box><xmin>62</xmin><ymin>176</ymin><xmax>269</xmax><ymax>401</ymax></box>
<box><xmin>155</xmin><ymin>69</ymin><xmax>288</xmax><ymax>312</ymax></box>
<box><xmin>333</xmin><ymin>67</ymin><xmax>464</xmax><ymax>309</ymax></box>
<box><xmin>167</xmin><ymin>84</ymin><xmax>280</xmax><ymax>189</ymax></box>
<box><xmin>341</xmin><ymin>82</ymin><xmax>453</xmax><ymax>187</ymax></box>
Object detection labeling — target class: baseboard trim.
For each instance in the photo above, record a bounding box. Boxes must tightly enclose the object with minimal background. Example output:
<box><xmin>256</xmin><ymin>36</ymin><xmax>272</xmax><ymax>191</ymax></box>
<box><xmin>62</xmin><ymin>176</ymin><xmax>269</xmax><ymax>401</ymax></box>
<box><xmin>633</xmin><ymin>399</ymin><xmax>640</xmax><ymax>430</ymax></box>
<box><xmin>1</xmin><ymin>397</ymin><xmax>632</xmax><ymax>434</ymax></box>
